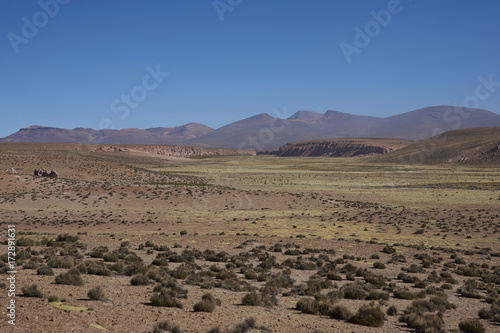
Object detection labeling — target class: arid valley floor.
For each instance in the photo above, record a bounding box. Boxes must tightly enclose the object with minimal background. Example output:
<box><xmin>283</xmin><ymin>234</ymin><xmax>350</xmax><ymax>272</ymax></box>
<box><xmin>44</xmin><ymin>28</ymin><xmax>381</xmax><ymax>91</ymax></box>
<box><xmin>1</xmin><ymin>143</ymin><xmax>500</xmax><ymax>332</ymax></box>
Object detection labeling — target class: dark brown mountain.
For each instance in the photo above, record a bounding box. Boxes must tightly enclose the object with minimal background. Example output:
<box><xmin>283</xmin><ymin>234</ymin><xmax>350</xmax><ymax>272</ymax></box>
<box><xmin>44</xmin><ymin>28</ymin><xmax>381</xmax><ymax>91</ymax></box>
<box><xmin>374</xmin><ymin>127</ymin><xmax>500</xmax><ymax>165</ymax></box>
<box><xmin>2</xmin><ymin>106</ymin><xmax>499</xmax><ymax>149</ymax></box>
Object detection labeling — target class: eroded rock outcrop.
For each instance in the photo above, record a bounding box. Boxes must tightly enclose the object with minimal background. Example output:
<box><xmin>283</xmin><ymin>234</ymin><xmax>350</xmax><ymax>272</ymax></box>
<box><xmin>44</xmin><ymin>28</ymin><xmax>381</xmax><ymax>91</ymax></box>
<box><xmin>98</xmin><ymin>145</ymin><xmax>255</xmax><ymax>157</ymax></box>
<box><xmin>277</xmin><ymin>138</ymin><xmax>411</xmax><ymax>157</ymax></box>
<box><xmin>1</xmin><ymin>168</ymin><xmax>17</xmax><ymax>174</ymax></box>
<box><xmin>34</xmin><ymin>168</ymin><xmax>59</xmax><ymax>178</ymax></box>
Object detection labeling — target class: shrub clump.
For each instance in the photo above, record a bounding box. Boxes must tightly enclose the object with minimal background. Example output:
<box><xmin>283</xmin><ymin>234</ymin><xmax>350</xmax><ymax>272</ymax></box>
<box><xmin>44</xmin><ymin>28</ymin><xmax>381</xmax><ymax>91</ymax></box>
<box><xmin>241</xmin><ymin>291</ymin><xmax>261</xmax><ymax>306</ymax></box>
<box><xmin>87</xmin><ymin>286</ymin><xmax>105</xmax><ymax>300</ymax></box>
<box><xmin>85</xmin><ymin>261</ymin><xmax>112</xmax><ymax>276</ymax></box>
<box><xmin>56</xmin><ymin>233</ymin><xmax>79</xmax><ymax>243</ymax></box>
<box><xmin>458</xmin><ymin>319</ymin><xmax>485</xmax><ymax>333</ymax></box>
<box><xmin>387</xmin><ymin>305</ymin><xmax>398</xmax><ymax>316</ymax></box>
<box><xmin>382</xmin><ymin>244</ymin><xmax>396</xmax><ymax>254</ymax></box>
<box><xmin>399</xmin><ymin>312</ymin><xmax>445</xmax><ymax>333</ymax></box>
<box><xmin>37</xmin><ymin>265</ymin><xmax>54</xmax><ymax>276</ymax></box>
<box><xmin>478</xmin><ymin>298</ymin><xmax>500</xmax><ymax>322</ymax></box>
<box><xmin>153</xmin><ymin>321</ymin><xmax>183</xmax><ymax>333</ymax></box>
<box><xmin>193</xmin><ymin>293</ymin><xmax>219</xmax><ymax>313</ymax></box>
<box><xmin>393</xmin><ymin>287</ymin><xmax>426</xmax><ymax>300</ymax></box>
<box><xmin>241</xmin><ymin>290</ymin><xmax>277</xmax><ymax>307</ymax></box>
<box><xmin>131</xmin><ymin>274</ymin><xmax>150</xmax><ymax>286</ymax></box>
<box><xmin>22</xmin><ymin>284</ymin><xmax>45</xmax><ymax>298</ymax></box>
<box><xmin>17</xmin><ymin>237</ymin><xmax>39</xmax><ymax>247</ymax></box>
<box><xmin>150</xmin><ymin>289</ymin><xmax>183</xmax><ymax>308</ymax></box>
<box><xmin>295</xmin><ymin>297</ymin><xmax>319</xmax><ymax>315</ymax></box>
<box><xmin>341</xmin><ymin>282</ymin><xmax>368</xmax><ymax>300</ymax></box>
<box><xmin>48</xmin><ymin>295</ymin><xmax>59</xmax><ymax>302</ymax></box>
<box><xmin>459</xmin><ymin>279</ymin><xmax>483</xmax><ymax>299</ymax></box>
<box><xmin>329</xmin><ymin>305</ymin><xmax>352</xmax><ymax>320</ymax></box>
<box><xmin>231</xmin><ymin>317</ymin><xmax>270</xmax><ymax>333</ymax></box>
<box><xmin>349</xmin><ymin>303</ymin><xmax>385</xmax><ymax>327</ymax></box>
<box><xmin>48</xmin><ymin>256</ymin><xmax>75</xmax><ymax>269</ymax></box>
<box><xmin>55</xmin><ymin>269</ymin><xmax>84</xmax><ymax>286</ymax></box>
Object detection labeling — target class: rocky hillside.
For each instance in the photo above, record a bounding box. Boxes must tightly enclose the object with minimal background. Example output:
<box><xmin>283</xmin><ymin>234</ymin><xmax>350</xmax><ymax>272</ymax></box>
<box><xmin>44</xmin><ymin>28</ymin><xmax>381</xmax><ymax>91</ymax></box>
<box><xmin>98</xmin><ymin>145</ymin><xmax>255</xmax><ymax>157</ymax></box>
<box><xmin>277</xmin><ymin>138</ymin><xmax>412</xmax><ymax>157</ymax></box>
<box><xmin>375</xmin><ymin>127</ymin><xmax>500</xmax><ymax>165</ymax></box>
<box><xmin>0</xmin><ymin>142</ymin><xmax>255</xmax><ymax>158</ymax></box>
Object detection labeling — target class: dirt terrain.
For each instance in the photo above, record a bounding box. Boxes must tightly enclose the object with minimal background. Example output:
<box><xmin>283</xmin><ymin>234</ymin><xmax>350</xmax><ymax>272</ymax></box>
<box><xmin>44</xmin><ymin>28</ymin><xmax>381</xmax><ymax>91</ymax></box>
<box><xmin>1</xmin><ymin>143</ymin><xmax>499</xmax><ymax>332</ymax></box>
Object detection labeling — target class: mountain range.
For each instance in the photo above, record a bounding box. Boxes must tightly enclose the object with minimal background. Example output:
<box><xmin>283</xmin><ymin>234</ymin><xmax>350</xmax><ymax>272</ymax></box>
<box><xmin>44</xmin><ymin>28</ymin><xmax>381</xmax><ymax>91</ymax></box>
<box><xmin>2</xmin><ymin>106</ymin><xmax>500</xmax><ymax>149</ymax></box>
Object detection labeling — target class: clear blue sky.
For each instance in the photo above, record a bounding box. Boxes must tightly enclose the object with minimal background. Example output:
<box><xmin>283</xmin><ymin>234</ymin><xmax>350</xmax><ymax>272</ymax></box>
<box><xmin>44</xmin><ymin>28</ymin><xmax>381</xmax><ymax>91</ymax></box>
<box><xmin>1</xmin><ymin>0</ymin><xmax>499</xmax><ymax>137</ymax></box>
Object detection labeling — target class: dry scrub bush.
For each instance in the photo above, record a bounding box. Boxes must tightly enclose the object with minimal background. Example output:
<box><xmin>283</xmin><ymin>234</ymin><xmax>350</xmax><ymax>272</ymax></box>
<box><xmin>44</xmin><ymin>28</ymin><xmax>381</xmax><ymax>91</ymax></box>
<box><xmin>88</xmin><ymin>286</ymin><xmax>105</xmax><ymax>300</ymax></box>
<box><xmin>193</xmin><ymin>293</ymin><xmax>220</xmax><ymax>313</ymax></box>
<box><xmin>55</xmin><ymin>269</ymin><xmax>84</xmax><ymax>286</ymax></box>
<box><xmin>349</xmin><ymin>303</ymin><xmax>385</xmax><ymax>327</ymax></box>
<box><xmin>458</xmin><ymin>319</ymin><xmax>485</xmax><ymax>333</ymax></box>
<box><xmin>22</xmin><ymin>284</ymin><xmax>45</xmax><ymax>298</ymax></box>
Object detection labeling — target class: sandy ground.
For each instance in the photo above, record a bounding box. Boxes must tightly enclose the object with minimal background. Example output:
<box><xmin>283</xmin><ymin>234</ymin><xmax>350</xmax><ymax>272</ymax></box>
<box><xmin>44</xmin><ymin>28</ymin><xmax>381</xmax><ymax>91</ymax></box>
<box><xmin>0</xmin><ymin>143</ymin><xmax>499</xmax><ymax>332</ymax></box>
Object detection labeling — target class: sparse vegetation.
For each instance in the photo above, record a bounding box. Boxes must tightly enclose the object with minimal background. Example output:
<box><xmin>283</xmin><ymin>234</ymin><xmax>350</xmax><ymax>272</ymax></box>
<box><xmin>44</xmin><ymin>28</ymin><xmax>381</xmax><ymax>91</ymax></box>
<box><xmin>153</xmin><ymin>321</ymin><xmax>183</xmax><ymax>333</ymax></box>
<box><xmin>87</xmin><ymin>286</ymin><xmax>105</xmax><ymax>300</ymax></box>
<box><xmin>150</xmin><ymin>289</ymin><xmax>183</xmax><ymax>309</ymax></box>
<box><xmin>2</xmin><ymin>144</ymin><xmax>500</xmax><ymax>332</ymax></box>
<box><xmin>54</xmin><ymin>269</ymin><xmax>84</xmax><ymax>286</ymax></box>
<box><xmin>329</xmin><ymin>305</ymin><xmax>352</xmax><ymax>320</ymax></box>
<box><xmin>193</xmin><ymin>293</ymin><xmax>219</xmax><ymax>313</ymax></box>
<box><xmin>22</xmin><ymin>284</ymin><xmax>45</xmax><ymax>298</ymax></box>
<box><xmin>349</xmin><ymin>303</ymin><xmax>385</xmax><ymax>327</ymax></box>
<box><xmin>399</xmin><ymin>312</ymin><xmax>445</xmax><ymax>332</ymax></box>
<box><xmin>458</xmin><ymin>319</ymin><xmax>485</xmax><ymax>333</ymax></box>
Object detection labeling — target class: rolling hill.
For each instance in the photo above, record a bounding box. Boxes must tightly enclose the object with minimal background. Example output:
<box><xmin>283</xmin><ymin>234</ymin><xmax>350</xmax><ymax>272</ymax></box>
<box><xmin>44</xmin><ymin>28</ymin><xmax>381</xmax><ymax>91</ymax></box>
<box><xmin>2</xmin><ymin>106</ymin><xmax>500</xmax><ymax>149</ymax></box>
<box><xmin>0</xmin><ymin>123</ymin><xmax>213</xmax><ymax>145</ymax></box>
<box><xmin>374</xmin><ymin>127</ymin><xmax>500</xmax><ymax>165</ymax></box>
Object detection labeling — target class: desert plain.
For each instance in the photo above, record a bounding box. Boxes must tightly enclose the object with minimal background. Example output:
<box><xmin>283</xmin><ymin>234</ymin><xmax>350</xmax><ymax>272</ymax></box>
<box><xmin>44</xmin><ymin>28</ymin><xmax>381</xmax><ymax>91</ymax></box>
<box><xmin>1</xmin><ymin>142</ymin><xmax>499</xmax><ymax>332</ymax></box>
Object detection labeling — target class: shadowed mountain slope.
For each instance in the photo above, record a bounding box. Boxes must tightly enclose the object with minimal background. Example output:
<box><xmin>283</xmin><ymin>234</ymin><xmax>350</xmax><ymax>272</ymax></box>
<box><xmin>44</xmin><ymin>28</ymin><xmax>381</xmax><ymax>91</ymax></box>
<box><xmin>374</xmin><ymin>127</ymin><xmax>500</xmax><ymax>165</ymax></box>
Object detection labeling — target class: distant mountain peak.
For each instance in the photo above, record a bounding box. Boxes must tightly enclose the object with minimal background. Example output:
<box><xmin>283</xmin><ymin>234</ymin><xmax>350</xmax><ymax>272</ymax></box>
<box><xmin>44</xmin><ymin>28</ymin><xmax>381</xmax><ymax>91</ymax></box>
<box><xmin>323</xmin><ymin>110</ymin><xmax>355</xmax><ymax>117</ymax></box>
<box><xmin>21</xmin><ymin>125</ymin><xmax>52</xmax><ymax>130</ymax></box>
<box><xmin>288</xmin><ymin>110</ymin><xmax>322</xmax><ymax>120</ymax></box>
<box><xmin>252</xmin><ymin>113</ymin><xmax>273</xmax><ymax>119</ymax></box>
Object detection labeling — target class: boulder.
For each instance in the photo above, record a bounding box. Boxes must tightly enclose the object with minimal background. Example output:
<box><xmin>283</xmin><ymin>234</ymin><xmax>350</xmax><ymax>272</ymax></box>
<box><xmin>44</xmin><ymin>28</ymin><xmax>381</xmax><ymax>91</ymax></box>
<box><xmin>48</xmin><ymin>170</ymin><xmax>59</xmax><ymax>179</ymax></box>
<box><xmin>34</xmin><ymin>168</ymin><xmax>58</xmax><ymax>178</ymax></box>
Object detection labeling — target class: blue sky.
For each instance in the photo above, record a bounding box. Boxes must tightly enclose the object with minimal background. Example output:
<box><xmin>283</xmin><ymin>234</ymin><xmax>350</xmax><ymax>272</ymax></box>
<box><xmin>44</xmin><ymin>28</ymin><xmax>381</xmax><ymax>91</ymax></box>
<box><xmin>1</xmin><ymin>0</ymin><xmax>499</xmax><ymax>137</ymax></box>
